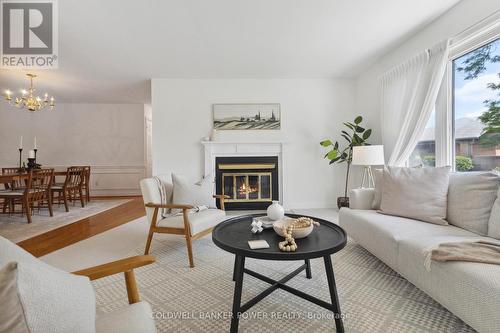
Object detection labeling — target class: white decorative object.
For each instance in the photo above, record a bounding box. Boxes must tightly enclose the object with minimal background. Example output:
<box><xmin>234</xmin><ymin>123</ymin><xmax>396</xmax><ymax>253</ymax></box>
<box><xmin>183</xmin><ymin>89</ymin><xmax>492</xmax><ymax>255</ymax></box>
<box><xmin>352</xmin><ymin>145</ymin><xmax>385</xmax><ymax>188</ymax></box>
<box><xmin>251</xmin><ymin>220</ymin><xmax>264</xmax><ymax>234</ymax></box>
<box><xmin>267</xmin><ymin>200</ymin><xmax>284</xmax><ymax>221</ymax></box>
<box><xmin>248</xmin><ymin>240</ymin><xmax>270</xmax><ymax>249</ymax></box>
<box><xmin>210</xmin><ymin>129</ymin><xmax>219</xmax><ymax>141</ymax></box>
<box><xmin>253</xmin><ymin>216</ymin><xmax>275</xmax><ymax>229</ymax></box>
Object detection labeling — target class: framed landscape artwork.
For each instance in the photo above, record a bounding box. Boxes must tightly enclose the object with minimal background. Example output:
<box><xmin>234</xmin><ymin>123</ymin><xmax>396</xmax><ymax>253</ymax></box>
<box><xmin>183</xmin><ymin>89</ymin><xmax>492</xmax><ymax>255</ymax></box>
<box><xmin>213</xmin><ymin>103</ymin><xmax>281</xmax><ymax>130</ymax></box>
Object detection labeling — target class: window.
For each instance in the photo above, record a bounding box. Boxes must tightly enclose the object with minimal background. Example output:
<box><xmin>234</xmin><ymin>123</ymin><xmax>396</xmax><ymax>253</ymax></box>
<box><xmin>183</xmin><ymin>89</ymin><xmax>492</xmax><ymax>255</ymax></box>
<box><xmin>409</xmin><ymin>110</ymin><xmax>436</xmax><ymax>168</ymax></box>
<box><xmin>452</xmin><ymin>38</ymin><xmax>500</xmax><ymax>172</ymax></box>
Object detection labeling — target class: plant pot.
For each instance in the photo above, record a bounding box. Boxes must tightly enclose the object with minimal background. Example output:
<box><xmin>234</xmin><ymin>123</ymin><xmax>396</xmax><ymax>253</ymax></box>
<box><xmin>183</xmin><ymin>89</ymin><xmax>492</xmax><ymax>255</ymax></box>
<box><xmin>337</xmin><ymin>197</ymin><xmax>349</xmax><ymax>209</ymax></box>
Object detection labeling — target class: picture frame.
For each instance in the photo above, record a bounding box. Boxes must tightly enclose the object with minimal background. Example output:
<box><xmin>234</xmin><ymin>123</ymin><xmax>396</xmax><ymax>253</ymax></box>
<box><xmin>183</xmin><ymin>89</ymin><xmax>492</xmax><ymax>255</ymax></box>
<box><xmin>213</xmin><ymin>103</ymin><xmax>281</xmax><ymax>130</ymax></box>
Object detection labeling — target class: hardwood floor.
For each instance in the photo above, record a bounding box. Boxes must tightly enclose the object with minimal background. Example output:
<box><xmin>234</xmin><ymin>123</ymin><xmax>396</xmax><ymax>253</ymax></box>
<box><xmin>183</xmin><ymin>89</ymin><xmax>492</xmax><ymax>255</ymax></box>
<box><xmin>17</xmin><ymin>197</ymin><xmax>145</xmax><ymax>257</ymax></box>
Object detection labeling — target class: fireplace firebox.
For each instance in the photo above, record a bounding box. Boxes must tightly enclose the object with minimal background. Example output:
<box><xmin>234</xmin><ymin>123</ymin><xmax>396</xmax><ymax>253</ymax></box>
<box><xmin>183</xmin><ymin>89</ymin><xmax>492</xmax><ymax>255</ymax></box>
<box><xmin>215</xmin><ymin>156</ymin><xmax>279</xmax><ymax>210</ymax></box>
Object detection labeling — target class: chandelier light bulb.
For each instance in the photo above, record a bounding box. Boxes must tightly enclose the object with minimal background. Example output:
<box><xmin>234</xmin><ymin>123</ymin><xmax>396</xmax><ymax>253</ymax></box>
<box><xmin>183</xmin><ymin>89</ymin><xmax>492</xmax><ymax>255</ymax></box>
<box><xmin>3</xmin><ymin>74</ymin><xmax>55</xmax><ymax>112</ymax></box>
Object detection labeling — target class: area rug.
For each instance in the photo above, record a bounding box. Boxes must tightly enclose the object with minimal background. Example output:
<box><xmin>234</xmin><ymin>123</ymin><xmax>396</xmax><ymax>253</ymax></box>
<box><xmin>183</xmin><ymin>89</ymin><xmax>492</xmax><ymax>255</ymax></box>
<box><xmin>93</xmin><ymin>233</ymin><xmax>475</xmax><ymax>332</ymax></box>
<box><xmin>0</xmin><ymin>199</ymin><xmax>131</xmax><ymax>243</ymax></box>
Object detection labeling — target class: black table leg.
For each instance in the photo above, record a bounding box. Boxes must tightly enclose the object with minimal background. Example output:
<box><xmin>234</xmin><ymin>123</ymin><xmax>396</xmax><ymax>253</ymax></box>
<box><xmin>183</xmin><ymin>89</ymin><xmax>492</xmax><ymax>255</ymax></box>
<box><xmin>232</xmin><ymin>255</ymin><xmax>237</xmax><ymax>281</ymax></box>
<box><xmin>305</xmin><ymin>259</ymin><xmax>312</xmax><ymax>279</ymax></box>
<box><xmin>230</xmin><ymin>255</ymin><xmax>245</xmax><ymax>333</ymax></box>
<box><xmin>324</xmin><ymin>255</ymin><xmax>344</xmax><ymax>333</ymax></box>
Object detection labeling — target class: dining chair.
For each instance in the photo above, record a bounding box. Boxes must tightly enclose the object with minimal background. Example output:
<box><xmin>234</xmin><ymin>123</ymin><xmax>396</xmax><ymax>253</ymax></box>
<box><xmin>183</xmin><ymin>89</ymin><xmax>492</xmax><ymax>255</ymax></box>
<box><xmin>82</xmin><ymin>166</ymin><xmax>91</xmax><ymax>203</ymax></box>
<box><xmin>52</xmin><ymin>166</ymin><xmax>85</xmax><ymax>212</ymax></box>
<box><xmin>1</xmin><ymin>167</ymin><xmax>23</xmax><ymax>213</ymax></box>
<box><xmin>0</xmin><ymin>169</ymin><xmax>54</xmax><ymax>223</ymax></box>
<box><xmin>72</xmin><ymin>165</ymin><xmax>91</xmax><ymax>204</ymax></box>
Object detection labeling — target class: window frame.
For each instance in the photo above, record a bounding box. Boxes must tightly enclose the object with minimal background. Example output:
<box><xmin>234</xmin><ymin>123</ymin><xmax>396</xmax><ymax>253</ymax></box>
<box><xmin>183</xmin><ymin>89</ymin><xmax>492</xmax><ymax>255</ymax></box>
<box><xmin>433</xmin><ymin>13</ymin><xmax>500</xmax><ymax>170</ymax></box>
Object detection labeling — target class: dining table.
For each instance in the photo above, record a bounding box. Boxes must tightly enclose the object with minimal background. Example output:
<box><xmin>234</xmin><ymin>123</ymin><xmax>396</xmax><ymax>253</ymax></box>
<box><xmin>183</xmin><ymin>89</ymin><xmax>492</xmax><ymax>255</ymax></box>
<box><xmin>0</xmin><ymin>170</ymin><xmax>67</xmax><ymax>183</ymax></box>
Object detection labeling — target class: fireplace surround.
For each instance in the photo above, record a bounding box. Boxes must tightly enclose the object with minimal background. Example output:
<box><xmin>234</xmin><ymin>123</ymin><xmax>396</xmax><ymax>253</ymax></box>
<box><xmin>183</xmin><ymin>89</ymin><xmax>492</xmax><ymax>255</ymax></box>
<box><xmin>215</xmin><ymin>156</ymin><xmax>279</xmax><ymax>210</ymax></box>
<box><xmin>202</xmin><ymin>141</ymin><xmax>285</xmax><ymax>210</ymax></box>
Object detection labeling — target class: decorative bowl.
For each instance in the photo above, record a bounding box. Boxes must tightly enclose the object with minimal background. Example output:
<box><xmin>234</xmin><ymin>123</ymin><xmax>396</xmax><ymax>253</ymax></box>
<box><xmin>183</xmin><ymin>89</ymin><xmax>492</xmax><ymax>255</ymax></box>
<box><xmin>273</xmin><ymin>218</ymin><xmax>314</xmax><ymax>239</ymax></box>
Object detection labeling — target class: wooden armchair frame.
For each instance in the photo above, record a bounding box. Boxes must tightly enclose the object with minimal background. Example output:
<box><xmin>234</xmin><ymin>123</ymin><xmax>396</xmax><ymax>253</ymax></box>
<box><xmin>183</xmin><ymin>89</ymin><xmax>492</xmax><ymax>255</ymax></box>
<box><xmin>144</xmin><ymin>194</ymin><xmax>229</xmax><ymax>268</ymax></box>
<box><xmin>73</xmin><ymin>255</ymin><xmax>155</xmax><ymax>304</ymax></box>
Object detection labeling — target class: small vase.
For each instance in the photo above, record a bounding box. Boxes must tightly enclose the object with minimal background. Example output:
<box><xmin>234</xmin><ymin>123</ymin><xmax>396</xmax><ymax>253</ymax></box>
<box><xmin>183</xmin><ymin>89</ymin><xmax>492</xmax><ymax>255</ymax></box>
<box><xmin>267</xmin><ymin>200</ymin><xmax>284</xmax><ymax>221</ymax></box>
<box><xmin>337</xmin><ymin>197</ymin><xmax>349</xmax><ymax>209</ymax></box>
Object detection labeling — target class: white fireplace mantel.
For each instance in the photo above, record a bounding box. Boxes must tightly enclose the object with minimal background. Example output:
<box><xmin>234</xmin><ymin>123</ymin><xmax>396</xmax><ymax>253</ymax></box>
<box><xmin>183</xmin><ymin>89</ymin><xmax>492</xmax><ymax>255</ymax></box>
<box><xmin>201</xmin><ymin>141</ymin><xmax>285</xmax><ymax>207</ymax></box>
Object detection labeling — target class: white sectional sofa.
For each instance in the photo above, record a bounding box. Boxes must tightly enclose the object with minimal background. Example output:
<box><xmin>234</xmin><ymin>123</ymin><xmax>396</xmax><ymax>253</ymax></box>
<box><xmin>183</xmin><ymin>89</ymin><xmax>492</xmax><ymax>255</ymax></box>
<box><xmin>339</xmin><ymin>179</ymin><xmax>500</xmax><ymax>333</ymax></box>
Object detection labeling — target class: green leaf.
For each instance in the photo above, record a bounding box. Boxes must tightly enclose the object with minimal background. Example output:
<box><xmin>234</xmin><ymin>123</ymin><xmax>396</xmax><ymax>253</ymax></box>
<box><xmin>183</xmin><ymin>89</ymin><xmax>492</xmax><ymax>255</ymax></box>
<box><xmin>341</xmin><ymin>130</ymin><xmax>351</xmax><ymax>137</ymax></box>
<box><xmin>326</xmin><ymin>150</ymin><xmax>338</xmax><ymax>160</ymax></box>
<box><xmin>341</xmin><ymin>134</ymin><xmax>351</xmax><ymax>143</ymax></box>
<box><xmin>355</xmin><ymin>126</ymin><xmax>365</xmax><ymax>133</ymax></box>
<box><xmin>362</xmin><ymin>129</ymin><xmax>372</xmax><ymax>140</ymax></box>
<box><xmin>352</xmin><ymin>133</ymin><xmax>362</xmax><ymax>144</ymax></box>
<box><xmin>334</xmin><ymin>142</ymin><xmax>339</xmax><ymax>150</ymax></box>
<box><xmin>343</xmin><ymin>122</ymin><xmax>354</xmax><ymax>130</ymax></box>
<box><xmin>320</xmin><ymin>140</ymin><xmax>333</xmax><ymax>147</ymax></box>
<box><xmin>328</xmin><ymin>156</ymin><xmax>341</xmax><ymax>164</ymax></box>
<box><xmin>354</xmin><ymin>116</ymin><xmax>363</xmax><ymax>124</ymax></box>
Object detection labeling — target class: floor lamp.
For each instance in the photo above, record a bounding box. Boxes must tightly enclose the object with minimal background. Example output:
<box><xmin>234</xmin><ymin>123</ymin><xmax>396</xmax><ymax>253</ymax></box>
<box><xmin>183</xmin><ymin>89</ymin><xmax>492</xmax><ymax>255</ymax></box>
<box><xmin>352</xmin><ymin>145</ymin><xmax>385</xmax><ymax>188</ymax></box>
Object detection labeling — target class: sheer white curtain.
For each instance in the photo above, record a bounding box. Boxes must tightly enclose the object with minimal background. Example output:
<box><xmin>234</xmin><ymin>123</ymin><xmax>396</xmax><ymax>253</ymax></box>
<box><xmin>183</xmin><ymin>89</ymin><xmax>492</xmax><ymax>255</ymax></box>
<box><xmin>380</xmin><ymin>40</ymin><xmax>450</xmax><ymax>166</ymax></box>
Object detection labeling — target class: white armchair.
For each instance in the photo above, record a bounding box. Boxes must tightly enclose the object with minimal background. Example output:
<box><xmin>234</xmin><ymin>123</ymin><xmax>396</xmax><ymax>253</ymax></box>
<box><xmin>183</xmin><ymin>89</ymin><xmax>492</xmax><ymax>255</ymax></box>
<box><xmin>140</xmin><ymin>175</ymin><xmax>228</xmax><ymax>268</ymax></box>
<box><xmin>0</xmin><ymin>235</ymin><xmax>156</xmax><ymax>333</ymax></box>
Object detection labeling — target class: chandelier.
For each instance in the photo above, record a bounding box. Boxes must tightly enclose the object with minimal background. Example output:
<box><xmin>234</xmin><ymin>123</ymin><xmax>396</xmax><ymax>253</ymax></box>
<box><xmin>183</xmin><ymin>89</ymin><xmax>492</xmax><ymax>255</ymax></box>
<box><xmin>4</xmin><ymin>74</ymin><xmax>55</xmax><ymax>112</ymax></box>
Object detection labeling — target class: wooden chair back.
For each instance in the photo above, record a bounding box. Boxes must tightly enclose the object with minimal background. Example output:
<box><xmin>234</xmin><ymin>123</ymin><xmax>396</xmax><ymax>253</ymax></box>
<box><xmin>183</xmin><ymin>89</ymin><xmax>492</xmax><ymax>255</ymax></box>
<box><xmin>64</xmin><ymin>166</ymin><xmax>85</xmax><ymax>190</ymax></box>
<box><xmin>2</xmin><ymin>167</ymin><xmax>22</xmax><ymax>189</ymax></box>
<box><xmin>28</xmin><ymin>169</ymin><xmax>54</xmax><ymax>202</ymax></box>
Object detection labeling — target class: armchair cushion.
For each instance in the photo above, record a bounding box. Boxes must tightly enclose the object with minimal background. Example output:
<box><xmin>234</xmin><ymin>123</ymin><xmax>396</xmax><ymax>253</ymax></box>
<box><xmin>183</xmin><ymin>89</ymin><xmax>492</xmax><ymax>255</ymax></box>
<box><xmin>157</xmin><ymin>208</ymin><xmax>226</xmax><ymax>235</ymax></box>
<box><xmin>96</xmin><ymin>301</ymin><xmax>156</xmax><ymax>333</ymax></box>
<box><xmin>140</xmin><ymin>176</ymin><xmax>174</xmax><ymax>225</ymax></box>
<box><xmin>171</xmin><ymin>173</ymin><xmax>215</xmax><ymax>213</ymax></box>
<box><xmin>0</xmin><ymin>236</ymin><xmax>95</xmax><ymax>333</ymax></box>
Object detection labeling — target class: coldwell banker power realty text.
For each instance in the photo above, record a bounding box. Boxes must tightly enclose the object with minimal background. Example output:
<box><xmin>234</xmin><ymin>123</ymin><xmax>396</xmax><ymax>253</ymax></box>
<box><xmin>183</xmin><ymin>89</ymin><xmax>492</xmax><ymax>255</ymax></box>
<box><xmin>1</xmin><ymin>0</ymin><xmax>58</xmax><ymax>69</ymax></box>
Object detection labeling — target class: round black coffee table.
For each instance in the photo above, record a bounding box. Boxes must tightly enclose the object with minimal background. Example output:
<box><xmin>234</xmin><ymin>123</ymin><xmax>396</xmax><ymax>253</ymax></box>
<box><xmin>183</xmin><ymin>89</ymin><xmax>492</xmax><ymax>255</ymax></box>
<box><xmin>212</xmin><ymin>214</ymin><xmax>347</xmax><ymax>333</ymax></box>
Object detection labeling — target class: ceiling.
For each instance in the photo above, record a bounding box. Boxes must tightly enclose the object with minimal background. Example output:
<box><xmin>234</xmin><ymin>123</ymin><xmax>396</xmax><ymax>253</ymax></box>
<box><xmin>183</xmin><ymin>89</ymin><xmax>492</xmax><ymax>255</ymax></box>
<box><xmin>0</xmin><ymin>0</ymin><xmax>461</xmax><ymax>103</ymax></box>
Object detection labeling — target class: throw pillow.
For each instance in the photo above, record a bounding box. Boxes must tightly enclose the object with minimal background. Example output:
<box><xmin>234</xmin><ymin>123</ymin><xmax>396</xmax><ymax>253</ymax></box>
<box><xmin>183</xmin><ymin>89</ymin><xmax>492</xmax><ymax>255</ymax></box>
<box><xmin>0</xmin><ymin>236</ymin><xmax>96</xmax><ymax>333</ymax></box>
<box><xmin>447</xmin><ymin>172</ymin><xmax>500</xmax><ymax>235</ymax></box>
<box><xmin>371</xmin><ymin>168</ymin><xmax>384</xmax><ymax>209</ymax></box>
<box><xmin>380</xmin><ymin>166</ymin><xmax>451</xmax><ymax>225</ymax></box>
<box><xmin>0</xmin><ymin>262</ymin><xmax>30</xmax><ymax>333</ymax></box>
<box><xmin>488</xmin><ymin>187</ymin><xmax>500</xmax><ymax>240</ymax></box>
<box><xmin>172</xmin><ymin>173</ymin><xmax>216</xmax><ymax>213</ymax></box>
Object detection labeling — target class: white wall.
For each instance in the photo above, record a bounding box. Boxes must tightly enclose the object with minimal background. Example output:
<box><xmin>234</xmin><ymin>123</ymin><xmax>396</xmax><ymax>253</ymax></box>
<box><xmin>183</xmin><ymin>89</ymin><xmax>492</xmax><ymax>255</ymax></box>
<box><xmin>354</xmin><ymin>0</ymin><xmax>500</xmax><ymax>149</ymax></box>
<box><xmin>151</xmin><ymin>78</ymin><xmax>360</xmax><ymax>209</ymax></box>
<box><xmin>0</xmin><ymin>103</ymin><xmax>146</xmax><ymax>195</ymax></box>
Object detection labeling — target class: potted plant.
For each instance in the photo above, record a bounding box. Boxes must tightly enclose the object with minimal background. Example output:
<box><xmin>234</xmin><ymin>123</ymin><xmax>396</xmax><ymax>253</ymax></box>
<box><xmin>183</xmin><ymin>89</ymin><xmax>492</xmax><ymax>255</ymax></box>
<box><xmin>320</xmin><ymin>116</ymin><xmax>372</xmax><ymax>208</ymax></box>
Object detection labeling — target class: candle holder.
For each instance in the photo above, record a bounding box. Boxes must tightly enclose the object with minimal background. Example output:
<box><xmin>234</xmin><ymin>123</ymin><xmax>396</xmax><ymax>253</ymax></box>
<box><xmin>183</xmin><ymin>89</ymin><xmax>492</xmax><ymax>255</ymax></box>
<box><xmin>18</xmin><ymin>148</ymin><xmax>23</xmax><ymax>171</ymax></box>
<box><xmin>27</xmin><ymin>158</ymin><xmax>36</xmax><ymax>171</ymax></box>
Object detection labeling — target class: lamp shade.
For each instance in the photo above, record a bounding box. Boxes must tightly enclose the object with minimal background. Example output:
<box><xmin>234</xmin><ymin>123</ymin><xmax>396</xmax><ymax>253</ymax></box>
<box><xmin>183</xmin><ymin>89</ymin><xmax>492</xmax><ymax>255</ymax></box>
<box><xmin>352</xmin><ymin>145</ymin><xmax>385</xmax><ymax>165</ymax></box>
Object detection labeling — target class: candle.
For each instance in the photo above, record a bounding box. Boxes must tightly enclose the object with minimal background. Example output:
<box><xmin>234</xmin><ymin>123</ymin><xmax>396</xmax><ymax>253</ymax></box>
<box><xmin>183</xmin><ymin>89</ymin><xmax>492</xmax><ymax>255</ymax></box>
<box><xmin>28</xmin><ymin>150</ymin><xmax>35</xmax><ymax>159</ymax></box>
<box><xmin>34</xmin><ymin>136</ymin><xmax>37</xmax><ymax>149</ymax></box>
<box><xmin>19</xmin><ymin>136</ymin><xmax>23</xmax><ymax>149</ymax></box>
